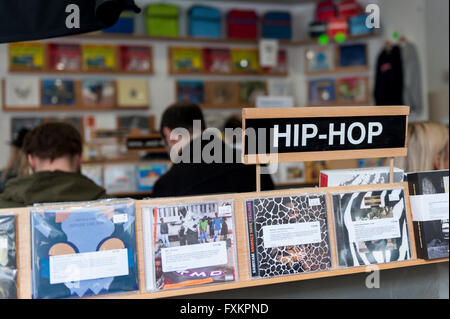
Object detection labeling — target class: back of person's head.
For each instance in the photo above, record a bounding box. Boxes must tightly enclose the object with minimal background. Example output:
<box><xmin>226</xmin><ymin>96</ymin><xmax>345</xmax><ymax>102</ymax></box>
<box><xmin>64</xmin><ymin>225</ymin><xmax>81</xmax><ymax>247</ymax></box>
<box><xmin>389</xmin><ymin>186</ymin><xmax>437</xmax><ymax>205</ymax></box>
<box><xmin>223</xmin><ymin>115</ymin><xmax>242</xmax><ymax>131</ymax></box>
<box><xmin>23</xmin><ymin>122</ymin><xmax>82</xmax><ymax>172</ymax></box>
<box><xmin>397</xmin><ymin>121</ymin><xmax>449</xmax><ymax>172</ymax></box>
<box><xmin>160</xmin><ymin>102</ymin><xmax>206</xmax><ymax>134</ymax></box>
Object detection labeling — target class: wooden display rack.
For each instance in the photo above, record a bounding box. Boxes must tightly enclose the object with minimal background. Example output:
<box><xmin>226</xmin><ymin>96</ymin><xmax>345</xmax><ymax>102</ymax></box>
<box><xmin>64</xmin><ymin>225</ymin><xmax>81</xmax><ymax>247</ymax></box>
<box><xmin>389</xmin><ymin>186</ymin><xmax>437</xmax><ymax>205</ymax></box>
<box><xmin>1</xmin><ymin>184</ymin><xmax>447</xmax><ymax>299</ymax></box>
<box><xmin>1</xmin><ymin>106</ymin><xmax>448</xmax><ymax>299</ymax></box>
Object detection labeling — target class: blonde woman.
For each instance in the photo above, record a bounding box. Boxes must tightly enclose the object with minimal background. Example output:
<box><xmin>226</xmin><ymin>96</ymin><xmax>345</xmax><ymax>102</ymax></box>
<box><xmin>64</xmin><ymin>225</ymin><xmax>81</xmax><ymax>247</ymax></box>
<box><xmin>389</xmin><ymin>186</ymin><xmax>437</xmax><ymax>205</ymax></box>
<box><xmin>0</xmin><ymin>129</ymin><xmax>30</xmax><ymax>193</ymax></box>
<box><xmin>395</xmin><ymin>121</ymin><xmax>449</xmax><ymax>172</ymax></box>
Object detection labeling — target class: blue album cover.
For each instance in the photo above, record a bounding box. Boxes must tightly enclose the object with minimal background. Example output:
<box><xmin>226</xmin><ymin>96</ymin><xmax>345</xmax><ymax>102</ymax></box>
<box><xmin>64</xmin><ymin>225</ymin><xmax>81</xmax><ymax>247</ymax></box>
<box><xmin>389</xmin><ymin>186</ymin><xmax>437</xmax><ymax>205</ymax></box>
<box><xmin>30</xmin><ymin>200</ymin><xmax>138</xmax><ymax>299</ymax></box>
<box><xmin>338</xmin><ymin>44</ymin><xmax>367</xmax><ymax>68</ymax></box>
<box><xmin>308</xmin><ymin>78</ymin><xmax>335</xmax><ymax>105</ymax></box>
<box><xmin>177</xmin><ymin>81</ymin><xmax>204</xmax><ymax>104</ymax></box>
<box><xmin>41</xmin><ymin>79</ymin><xmax>76</xmax><ymax>106</ymax></box>
<box><xmin>136</xmin><ymin>164</ymin><xmax>168</xmax><ymax>192</ymax></box>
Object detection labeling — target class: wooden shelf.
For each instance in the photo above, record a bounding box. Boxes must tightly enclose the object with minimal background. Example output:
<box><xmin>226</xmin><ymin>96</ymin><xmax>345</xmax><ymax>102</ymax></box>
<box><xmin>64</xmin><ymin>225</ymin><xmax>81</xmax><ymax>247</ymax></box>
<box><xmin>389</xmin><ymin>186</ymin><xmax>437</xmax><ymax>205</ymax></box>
<box><xmin>8</xmin><ymin>68</ymin><xmax>153</xmax><ymax>75</ymax></box>
<box><xmin>71</xmin><ymin>32</ymin><xmax>380</xmax><ymax>46</ymax></box>
<box><xmin>306</xmin><ymin>66</ymin><xmax>370</xmax><ymax>76</ymax></box>
<box><xmin>109</xmin><ymin>258</ymin><xmax>448</xmax><ymax>299</ymax></box>
<box><xmin>170</xmin><ymin>71</ymin><xmax>288</xmax><ymax>77</ymax></box>
<box><xmin>82</xmin><ymin>158</ymin><xmax>170</xmax><ymax>165</ymax></box>
<box><xmin>2</xmin><ymin>106</ymin><xmax>149</xmax><ymax>112</ymax></box>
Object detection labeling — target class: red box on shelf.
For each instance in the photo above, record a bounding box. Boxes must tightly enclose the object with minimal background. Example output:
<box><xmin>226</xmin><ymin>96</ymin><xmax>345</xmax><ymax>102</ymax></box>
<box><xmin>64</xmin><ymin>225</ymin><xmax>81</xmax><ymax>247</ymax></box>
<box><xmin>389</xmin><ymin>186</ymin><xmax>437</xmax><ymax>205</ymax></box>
<box><xmin>227</xmin><ymin>9</ymin><xmax>259</xmax><ymax>39</ymax></box>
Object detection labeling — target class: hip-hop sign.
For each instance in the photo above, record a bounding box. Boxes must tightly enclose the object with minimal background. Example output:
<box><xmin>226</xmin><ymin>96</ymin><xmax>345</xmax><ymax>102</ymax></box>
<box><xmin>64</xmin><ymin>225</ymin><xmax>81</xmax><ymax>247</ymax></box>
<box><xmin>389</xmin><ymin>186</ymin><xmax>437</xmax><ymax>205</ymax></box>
<box><xmin>242</xmin><ymin>106</ymin><xmax>409</xmax><ymax>164</ymax></box>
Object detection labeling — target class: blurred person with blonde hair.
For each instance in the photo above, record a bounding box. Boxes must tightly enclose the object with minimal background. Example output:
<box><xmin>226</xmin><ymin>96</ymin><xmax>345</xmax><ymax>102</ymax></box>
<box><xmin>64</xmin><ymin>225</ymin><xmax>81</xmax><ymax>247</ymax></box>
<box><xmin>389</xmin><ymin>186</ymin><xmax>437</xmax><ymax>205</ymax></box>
<box><xmin>0</xmin><ymin>129</ymin><xmax>30</xmax><ymax>193</ymax></box>
<box><xmin>396</xmin><ymin>121</ymin><xmax>449</xmax><ymax>172</ymax></box>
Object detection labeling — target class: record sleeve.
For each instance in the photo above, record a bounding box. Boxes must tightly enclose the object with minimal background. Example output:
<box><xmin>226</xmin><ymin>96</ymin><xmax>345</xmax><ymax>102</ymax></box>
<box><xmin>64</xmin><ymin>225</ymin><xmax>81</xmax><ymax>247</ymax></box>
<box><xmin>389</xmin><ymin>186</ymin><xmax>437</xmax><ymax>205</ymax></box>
<box><xmin>240</xmin><ymin>81</ymin><xmax>267</xmax><ymax>104</ymax></box>
<box><xmin>82</xmin><ymin>45</ymin><xmax>117</xmax><ymax>72</ymax></box>
<box><xmin>231</xmin><ymin>49</ymin><xmax>260</xmax><ymax>73</ymax></box>
<box><xmin>319</xmin><ymin>167</ymin><xmax>405</xmax><ymax>187</ymax></box>
<box><xmin>104</xmin><ymin>165</ymin><xmax>137</xmax><ymax>194</ymax></box>
<box><xmin>332</xmin><ymin>188</ymin><xmax>412</xmax><ymax>267</ymax></box>
<box><xmin>11</xmin><ymin>117</ymin><xmax>44</xmax><ymax>140</ymax></box>
<box><xmin>0</xmin><ymin>215</ymin><xmax>16</xmax><ymax>270</ymax></box>
<box><xmin>203</xmin><ymin>48</ymin><xmax>231</xmax><ymax>73</ymax></box>
<box><xmin>118</xmin><ymin>116</ymin><xmax>152</xmax><ymax>135</ymax></box>
<box><xmin>1</xmin><ymin>215</ymin><xmax>17</xmax><ymax>299</ymax></box>
<box><xmin>305</xmin><ymin>46</ymin><xmax>334</xmax><ymax>73</ymax></box>
<box><xmin>9</xmin><ymin>42</ymin><xmax>45</xmax><ymax>71</ymax></box>
<box><xmin>338</xmin><ymin>43</ymin><xmax>367</xmax><ymax>68</ymax></box>
<box><xmin>308</xmin><ymin>78</ymin><xmax>335</xmax><ymax>105</ymax></box>
<box><xmin>81</xmin><ymin>79</ymin><xmax>115</xmax><ymax>107</ymax></box>
<box><xmin>142</xmin><ymin>200</ymin><xmax>237</xmax><ymax>291</ymax></box>
<box><xmin>5</xmin><ymin>77</ymin><xmax>41</xmax><ymax>108</ymax></box>
<box><xmin>407</xmin><ymin>170</ymin><xmax>449</xmax><ymax>260</ymax></box>
<box><xmin>136</xmin><ymin>164</ymin><xmax>168</xmax><ymax>192</ymax></box>
<box><xmin>170</xmin><ymin>47</ymin><xmax>204</xmax><ymax>73</ymax></box>
<box><xmin>81</xmin><ymin>164</ymin><xmax>103</xmax><ymax>187</ymax></box>
<box><xmin>177</xmin><ymin>80</ymin><xmax>205</xmax><ymax>104</ymax></box>
<box><xmin>272</xmin><ymin>162</ymin><xmax>306</xmax><ymax>185</ymax></box>
<box><xmin>47</xmin><ymin>43</ymin><xmax>82</xmax><ymax>71</ymax></box>
<box><xmin>116</xmin><ymin>79</ymin><xmax>149</xmax><ymax>108</ymax></box>
<box><xmin>246</xmin><ymin>194</ymin><xmax>332</xmax><ymax>278</ymax></box>
<box><xmin>30</xmin><ymin>199</ymin><xmax>139</xmax><ymax>299</ymax></box>
<box><xmin>336</xmin><ymin>77</ymin><xmax>369</xmax><ymax>103</ymax></box>
<box><xmin>204</xmin><ymin>81</ymin><xmax>239</xmax><ymax>107</ymax></box>
<box><xmin>262</xmin><ymin>49</ymin><xmax>288</xmax><ymax>74</ymax></box>
<box><xmin>119</xmin><ymin>45</ymin><xmax>152</xmax><ymax>73</ymax></box>
<box><xmin>41</xmin><ymin>79</ymin><xmax>76</xmax><ymax>106</ymax></box>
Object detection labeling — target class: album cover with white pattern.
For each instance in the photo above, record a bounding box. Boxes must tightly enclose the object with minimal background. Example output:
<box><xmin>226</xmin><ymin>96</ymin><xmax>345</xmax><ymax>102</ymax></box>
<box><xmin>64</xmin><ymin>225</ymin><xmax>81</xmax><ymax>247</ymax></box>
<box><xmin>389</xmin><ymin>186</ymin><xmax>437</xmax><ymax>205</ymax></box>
<box><xmin>332</xmin><ymin>188</ymin><xmax>412</xmax><ymax>267</ymax></box>
<box><xmin>246</xmin><ymin>194</ymin><xmax>332</xmax><ymax>278</ymax></box>
<box><xmin>142</xmin><ymin>200</ymin><xmax>237</xmax><ymax>291</ymax></box>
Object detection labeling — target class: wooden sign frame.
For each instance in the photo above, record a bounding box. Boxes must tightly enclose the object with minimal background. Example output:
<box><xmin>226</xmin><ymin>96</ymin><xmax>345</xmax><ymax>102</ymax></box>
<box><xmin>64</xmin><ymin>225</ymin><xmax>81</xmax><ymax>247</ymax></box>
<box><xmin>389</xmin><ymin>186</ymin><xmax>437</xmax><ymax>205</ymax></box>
<box><xmin>1</xmin><ymin>182</ymin><xmax>447</xmax><ymax>299</ymax></box>
<box><xmin>242</xmin><ymin>106</ymin><xmax>410</xmax><ymax>165</ymax></box>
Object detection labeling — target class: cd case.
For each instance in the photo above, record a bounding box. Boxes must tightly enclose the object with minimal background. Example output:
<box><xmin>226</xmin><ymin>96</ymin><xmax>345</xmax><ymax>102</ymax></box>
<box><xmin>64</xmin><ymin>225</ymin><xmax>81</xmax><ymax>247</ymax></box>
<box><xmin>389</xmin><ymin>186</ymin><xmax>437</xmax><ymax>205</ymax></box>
<box><xmin>0</xmin><ymin>215</ymin><xmax>17</xmax><ymax>299</ymax></box>
<box><xmin>332</xmin><ymin>187</ymin><xmax>412</xmax><ymax>267</ymax></box>
<box><xmin>246</xmin><ymin>194</ymin><xmax>332</xmax><ymax>278</ymax></box>
<box><xmin>142</xmin><ymin>200</ymin><xmax>238</xmax><ymax>291</ymax></box>
<box><xmin>30</xmin><ymin>199</ymin><xmax>139</xmax><ymax>299</ymax></box>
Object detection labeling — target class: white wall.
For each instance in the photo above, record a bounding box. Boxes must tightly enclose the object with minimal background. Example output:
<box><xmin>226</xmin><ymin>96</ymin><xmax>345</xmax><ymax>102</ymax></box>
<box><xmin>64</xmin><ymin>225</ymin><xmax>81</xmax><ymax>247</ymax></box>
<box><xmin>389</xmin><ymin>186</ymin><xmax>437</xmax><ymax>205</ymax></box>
<box><xmin>425</xmin><ymin>0</ymin><xmax>449</xmax><ymax>92</ymax></box>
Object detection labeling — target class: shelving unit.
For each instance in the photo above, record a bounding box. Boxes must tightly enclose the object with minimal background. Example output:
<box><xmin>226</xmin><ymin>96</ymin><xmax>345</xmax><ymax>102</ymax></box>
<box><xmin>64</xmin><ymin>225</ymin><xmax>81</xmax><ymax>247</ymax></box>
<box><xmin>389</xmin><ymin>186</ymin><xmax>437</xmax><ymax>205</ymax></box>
<box><xmin>72</xmin><ymin>32</ymin><xmax>380</xmax><ymax>47</ymax></box>
<box><xmin>2</xmin><ymin>106</ymin><xmax>149</xmax><ymax>112</ymax></box>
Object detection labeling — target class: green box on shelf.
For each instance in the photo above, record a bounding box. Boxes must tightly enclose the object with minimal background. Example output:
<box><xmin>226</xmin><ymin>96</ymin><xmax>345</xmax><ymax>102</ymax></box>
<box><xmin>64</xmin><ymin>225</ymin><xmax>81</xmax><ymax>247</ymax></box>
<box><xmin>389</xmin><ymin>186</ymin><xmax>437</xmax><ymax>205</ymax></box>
<box><xmin>145</xmin><ymin>3</ymin><xmax>179</xmax><ymax>37</ymax></box>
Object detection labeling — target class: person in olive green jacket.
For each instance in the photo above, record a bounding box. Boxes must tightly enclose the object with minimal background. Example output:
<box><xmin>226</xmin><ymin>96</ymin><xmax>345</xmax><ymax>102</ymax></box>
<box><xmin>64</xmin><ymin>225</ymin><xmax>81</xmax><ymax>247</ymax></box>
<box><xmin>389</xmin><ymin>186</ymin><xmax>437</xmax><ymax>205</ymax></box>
<box><xmin>0</xmin><ymin>122</ymin><xmax>107</xmax><ymax>209</ymax></box>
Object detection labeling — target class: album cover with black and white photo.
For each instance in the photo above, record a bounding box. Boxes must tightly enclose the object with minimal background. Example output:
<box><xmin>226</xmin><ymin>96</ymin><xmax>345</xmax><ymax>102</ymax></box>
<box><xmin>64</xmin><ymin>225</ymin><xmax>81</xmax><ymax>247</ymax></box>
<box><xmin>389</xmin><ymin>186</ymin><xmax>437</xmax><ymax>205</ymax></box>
<box><xmin>332</xmin><ymin>188</ymin><xmax>412</xmax><ymax>267</ymax></box>
<box><xmin>407</xmin><ymin>170</ymin><xmax>449</xmax><ymax>259</ymax></box>
<box><xmin>246</xmin><ymin>194</ymin><xmax>332</xmax><ymax>278</ymax></box>
<box><xmin>142</xmin><ymin>200</ymin><xmax>237</xmax><ymax>291</ymax></box>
